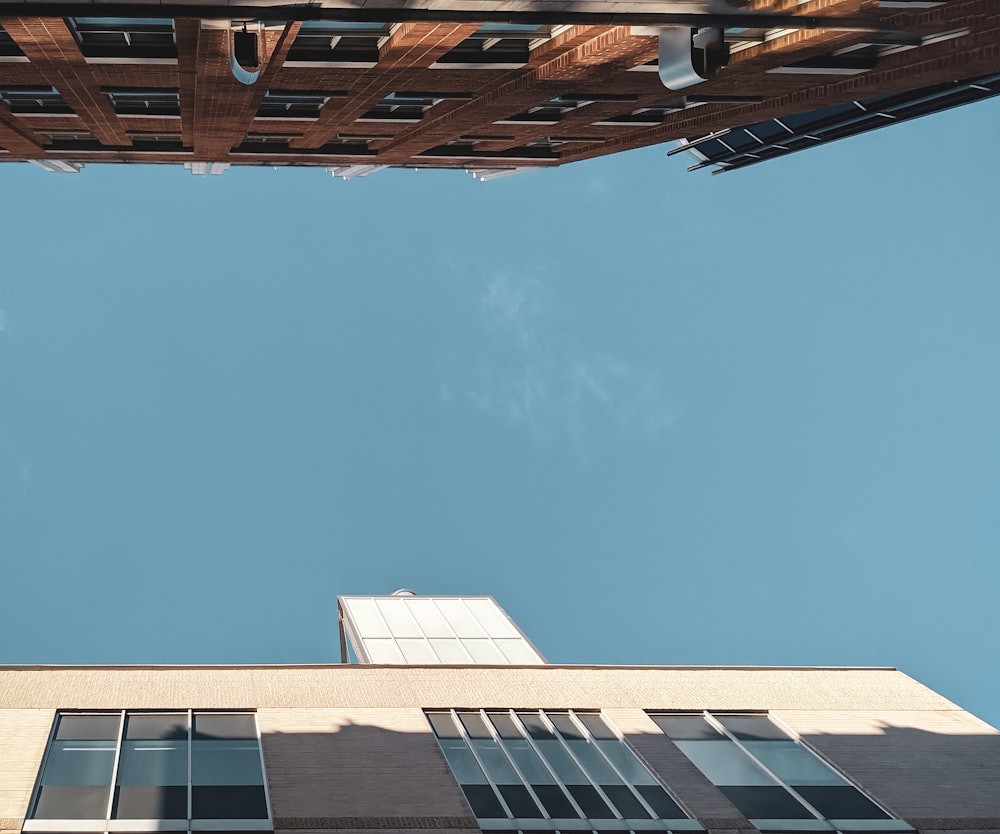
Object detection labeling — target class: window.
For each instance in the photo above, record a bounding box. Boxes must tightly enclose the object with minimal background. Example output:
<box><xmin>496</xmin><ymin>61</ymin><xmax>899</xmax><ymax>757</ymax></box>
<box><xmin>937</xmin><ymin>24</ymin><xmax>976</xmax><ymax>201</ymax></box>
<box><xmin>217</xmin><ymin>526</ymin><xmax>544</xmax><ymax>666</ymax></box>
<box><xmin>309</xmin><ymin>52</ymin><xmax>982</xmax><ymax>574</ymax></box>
<box><xmin>107</xmin><ymin>89</ymin><xmax>180</xmax><ymax>116</ymax></box>
<box><xmin>27</xmin><ymin>711</ymin><xmax>270</xmax><ymax>828</ymax></box>
<box><xmin>129</xmin><ymin>132</ymin><xmax>186</xmax><ymax>151</ymax></box>
<box><xmin>596</xmin><ymin>99</ymin><xmax>690</xmax><ymax>126</ymax></box>
<box><xmin>359</xmin><ymin>92</ymin><xmax>445</xmax><ymax>122</ymax></box>
<box><xmin>67</xmin><ymin>17</ymin><xmax>177</xmax><ymax>60</ymax></box>
<box><xmin>0</xmin><ymin>86</ymin><xmax>73</xmax><ymax>115</ymax></box>
<box><xmin>427</xmin><ymin>709</ymin><xmax>695</xmax><ymax>830</ymax></box>
<box><xmin>0</xmin><ymin>23</ymin><xmax>25</xmax><ymax>57</ymax></box>
<box><xmin>649</xmin><ymin>713</ymin><xmax>907</xmax><ymax>829</ymax></box>
<box><xmin>497</xmin><ymin>96</ymin><xmax>594</xmax><ymax>125</ymax></box>
<box><xmin>257</xmin><ymin>90</ymin><xmax>332</xmax><ymax>119</ymax></box>
<box><xmin>233</xmin><ymin>133</ymin><xmax>297</xmax><ymax>153</ymax></box>
<box><xmin>285</xmin><ymin>21</ymin><xmax>390</xmax><ymax>67</ymax></box>
<box><xmin>43</xmin><ymin>131</ymin><xmax>102</xmax><ymax>150</ymax></box>
<box><xmin>434</xmin><ymin>24</ymin><xmax>564</xmax><ymax>68</ymax></box>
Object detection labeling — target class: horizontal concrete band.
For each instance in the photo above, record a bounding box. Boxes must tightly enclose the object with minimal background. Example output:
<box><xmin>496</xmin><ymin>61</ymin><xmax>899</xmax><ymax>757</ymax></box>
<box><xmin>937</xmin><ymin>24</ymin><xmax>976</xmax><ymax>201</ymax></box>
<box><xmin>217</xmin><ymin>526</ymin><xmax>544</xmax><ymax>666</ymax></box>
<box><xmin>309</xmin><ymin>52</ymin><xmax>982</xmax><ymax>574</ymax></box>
<box><xmin>274</xmin><ymin>817</ymin><xmax>477</xmax><ymax>830</ymax></box>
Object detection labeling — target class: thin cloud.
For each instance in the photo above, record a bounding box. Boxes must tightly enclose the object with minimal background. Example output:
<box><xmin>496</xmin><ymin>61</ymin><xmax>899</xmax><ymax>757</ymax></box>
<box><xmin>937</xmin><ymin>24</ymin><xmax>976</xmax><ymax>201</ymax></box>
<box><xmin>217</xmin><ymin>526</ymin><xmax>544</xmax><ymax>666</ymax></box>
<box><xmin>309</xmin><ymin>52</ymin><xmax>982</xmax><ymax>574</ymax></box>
<box><xmin>442</xmin><ymin>270</ymin><xmax>678</xmax><ymax>455</ymax></box>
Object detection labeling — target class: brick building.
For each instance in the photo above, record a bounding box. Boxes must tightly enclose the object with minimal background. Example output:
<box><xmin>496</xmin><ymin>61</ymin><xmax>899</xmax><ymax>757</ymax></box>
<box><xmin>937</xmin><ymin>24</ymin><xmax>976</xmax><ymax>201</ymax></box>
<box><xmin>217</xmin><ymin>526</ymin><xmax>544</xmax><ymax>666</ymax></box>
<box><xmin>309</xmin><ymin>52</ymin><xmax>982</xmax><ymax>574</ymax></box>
<box><xmin>2</xmin><ymin>593</ymin><xmax>999</xmax><ymax>834</ymax></box>
<box><xmin>0</xmin><ymin>0</ymin><xmax>996</xmax><ymax>175</ymax></box>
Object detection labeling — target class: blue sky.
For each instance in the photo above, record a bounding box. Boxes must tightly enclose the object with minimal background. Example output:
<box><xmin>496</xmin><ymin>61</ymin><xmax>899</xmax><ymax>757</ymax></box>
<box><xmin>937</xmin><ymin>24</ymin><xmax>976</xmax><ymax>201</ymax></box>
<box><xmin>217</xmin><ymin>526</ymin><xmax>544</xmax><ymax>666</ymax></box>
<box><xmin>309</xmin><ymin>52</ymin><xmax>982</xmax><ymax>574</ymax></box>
<box><xmin>1</xmin><ymin>97</ymin><xmax>999</xmax><ymax>728</ymax></box>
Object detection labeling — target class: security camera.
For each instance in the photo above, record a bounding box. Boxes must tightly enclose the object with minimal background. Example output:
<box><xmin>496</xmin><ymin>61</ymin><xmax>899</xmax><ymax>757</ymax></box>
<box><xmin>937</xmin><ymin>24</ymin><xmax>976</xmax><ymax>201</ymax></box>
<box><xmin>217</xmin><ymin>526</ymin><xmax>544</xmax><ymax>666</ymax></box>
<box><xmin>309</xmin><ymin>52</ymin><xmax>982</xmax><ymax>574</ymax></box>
<box><xmin>658</xmin><ymin>26</ymin><xmax>729</xmax><ymax>90</ymax></box>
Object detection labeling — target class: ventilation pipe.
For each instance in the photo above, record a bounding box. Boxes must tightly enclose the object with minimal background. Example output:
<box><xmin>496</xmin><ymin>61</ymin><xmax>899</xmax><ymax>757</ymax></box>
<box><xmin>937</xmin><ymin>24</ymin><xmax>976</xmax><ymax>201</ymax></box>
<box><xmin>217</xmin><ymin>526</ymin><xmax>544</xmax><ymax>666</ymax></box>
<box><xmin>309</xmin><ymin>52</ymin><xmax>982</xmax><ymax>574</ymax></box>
<box><xmin>658</xmin><ymin>26</ymin><xmax>729</xmax><ymax>89</ymax></box>
<box><xmin>230</xmin><ymin>22</ymin><xmax>262</xmax><ymax>84</ymax></box>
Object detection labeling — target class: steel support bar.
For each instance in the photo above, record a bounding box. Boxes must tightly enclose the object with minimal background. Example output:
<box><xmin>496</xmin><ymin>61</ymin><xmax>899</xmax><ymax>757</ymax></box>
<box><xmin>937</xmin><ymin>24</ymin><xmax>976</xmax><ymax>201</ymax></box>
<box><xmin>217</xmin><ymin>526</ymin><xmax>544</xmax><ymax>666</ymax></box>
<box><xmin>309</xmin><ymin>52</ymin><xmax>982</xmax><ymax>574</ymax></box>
<box><xmin>0</xmin><ymin>4</ymin><xmax>903</xmax><ymax>34</ymax></box>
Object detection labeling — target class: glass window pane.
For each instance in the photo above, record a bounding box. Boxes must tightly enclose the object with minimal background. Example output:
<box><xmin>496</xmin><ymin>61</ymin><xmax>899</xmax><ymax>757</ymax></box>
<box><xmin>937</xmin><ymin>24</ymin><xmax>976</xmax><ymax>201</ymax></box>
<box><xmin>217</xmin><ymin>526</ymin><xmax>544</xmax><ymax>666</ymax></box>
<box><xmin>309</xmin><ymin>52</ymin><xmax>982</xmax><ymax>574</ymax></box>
<box><xmin>651</xmin><ymin>715</ymin><xmax>724</xmax><ymax>741</ymax></box>
<box><xmin>533</xmin><ymin>740</ymin><xmax>586</xmax><ymax>784</ymax></box>
<box><xmin>55</xmin><ymin>715</ymin><xmax>120</xmax><ymax>741</ymax></box>
<box><xmin>602</xmin><ymin>784</ymin><xmax>651</xmax><ymax>819</ymax></box>
<box><xmin>532</xmin><ymin>784</ymin><xmax>580</xmax><ymax>818</ymax></box>
<box><xmin>487</xmin><ymin>712</ymin><xmax>522</xmax><ymax>740</ymax></box>
<box><xmin>459</xmin><ymin>711</ymin><xmax>492</xmax><ymax>739</ymax></box>
<box><xmin>501</xmin><ymin>739</ymin><xmax>554</xmax><ymax>784</ymax></box>
<box><xmin>575</xmin><ymin>713</ymin><xmax>616</xmax><ymax>740</ymax></box>
<box><xmin>596</xmin><ymin>740</ymin><xmax>658</xmax><ymax>785</ymax></box>
<box><xmin>563</xmin><ymin>740</ymin><xmax>621</xmax><ymax>784</ymax></box>
<box><xmin>548</xmin><ymin>713</ymin><xmax>584</xmax><ymax>740</ymax></box>
<box><xmin>636</xmin><ymin>784</ymin><xmax>686</xmax><ymax>819</ymax></box>
<box><xmin>192</xmin><ymin>785</ymin><xmax>268</xmax><ymax>819</ymax></box>
<box><xmin>345</xmin><ymin>598</ymin><xmax>391</xmax><ymax>637</ymax></box>
<box><xmin>717</xmin><ymin>716</ymin><xmax>790</xmax><ymax>741</ymax></box>
<box><xmin>566</xmin><ymin>784</ymin><xmax>615</xmax><ymax>818</ymax></box>
<box><xmin>192</xmin><ymin>741</ymin><xmax>264</xmax><ymax>785</ymax></box>
<box><xmin>440</xmin><ymin>738</ymin><xmax>488</xmax><ymax>784</ymax></box>
<box><xmin>428</xmin><ymin>712</ymin><xmax>461</xmax><ymax>739</ymax></box>
<box><xmin>744</xmin><ymin>741</ymin><xmax>846</xmax><ymax>786</ymax></box>
<box><xmin>471</xmin><ymin>739</ymin><xmax>520</xmax><ymax>783</ymax></box>
<box><xmin>40</xmin><ymin>740</ymin><xmax>116</xmax><ymax>785</ymax></box>
<box><xmin>193</xmin><ymin>714</ymin><xmax>256</xmax><ymax>740</ymax></box>
<box><xmin>33</xmin><ymin>786</ymin><xmax>111</xmax><ymax>819</ymax></box>
<box><xmin>113</xmin><ymin>785</ymin><xmax>187</xmax><ymax>819</ymax></box>
<box><xmin>495</xmin><ymin>639</ymin><xmax>542</xmax><ymax>664</ymax></box>
<box><xmin>429</xmin><ymin>638</ymin><xmax>471</xmax><ymax>663</ymax></box>
<box><xmin>116</xmin><ymin>740</ymin><xmax>187</xmax><ymax>785</ymax></box>
<box><xmin>674</xmin><ymin>740</ymin><xmax>776</xmax><ymax>786</ymax></box>
<box><xmin>517</xmin><ymin>712</ymin><xmax>555</xmax><ymax>740</ymax></box>
<box><xmin>794</xmin><ymin>786</ymin><xmax>890</xmax><ymax>820</ymax></box>
<box><xmin>497</xmin><ymin>784</ymin><xmax>544</xmax><ymax>818</ymax></box>
<box><xmin>718</xmin><ymin>785</ymin><xmax>814</xmax><ymax>819</ymax></box>
<box><xmin>461</xmin><ymin>784</ymin><xmax>507</xmax><ymax>818</ymax></box>
<box><xmin>126</xmin><ymin>714</ymin><xmax>188</xmax><ymax>740</ymax></box>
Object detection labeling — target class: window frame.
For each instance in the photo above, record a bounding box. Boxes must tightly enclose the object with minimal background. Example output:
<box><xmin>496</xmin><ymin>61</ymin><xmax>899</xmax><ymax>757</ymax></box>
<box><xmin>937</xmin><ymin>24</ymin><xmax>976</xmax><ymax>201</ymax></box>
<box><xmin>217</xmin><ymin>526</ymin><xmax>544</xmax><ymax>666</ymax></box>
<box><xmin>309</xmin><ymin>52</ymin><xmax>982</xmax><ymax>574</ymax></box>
<box><xmin>24</xmin><ymin>710</ymin><xmax>273</xmax><ymax>832</ymax></box>
<box><xmin>648</xmin><ymin>712</ymin><xmax>910</xmax><ymax>832</ymax></box>
<box><xmin>66</xmin><ymin>17</ymin><xmax>178</xmax><ymax>64</ymax></box>
<box><xmin>427</xmin><ymin>708</ymin><xmax>701</xmax><ymax>831</ymax></box>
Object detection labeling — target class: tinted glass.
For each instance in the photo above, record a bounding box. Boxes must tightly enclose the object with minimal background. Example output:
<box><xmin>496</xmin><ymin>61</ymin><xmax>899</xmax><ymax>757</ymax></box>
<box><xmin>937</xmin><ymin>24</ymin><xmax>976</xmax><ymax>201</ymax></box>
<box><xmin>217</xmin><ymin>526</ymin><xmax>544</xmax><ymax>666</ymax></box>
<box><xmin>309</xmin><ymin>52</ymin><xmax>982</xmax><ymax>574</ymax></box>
<box><xmin>548</xmin><ymin>713</ymin><xmax>584</xmax><ymax>739</ymax></box>
<box><xmin>596</xmin><ymin>740</ymin><xmax>658</xmax><ymax>785</ymax></box>
<box><xmin>125</xmin><ymin>714</ymin><xmax>187</xmax><ymax>741</ymax></box>
<box><xmin>533</xmin><ymin>740</ymin><xmax>586</xmax><ymax>783</ymax></box>
<box><xmin>575</xmin><ymin>713</ymin><xmax>616</xmax><ymax>740</ymax></box>
<box><xmin>461</xmin><ymin>784</ymin><xmax>506</xmax><ymax>818</ymax></box>
<box><xmin>566</xmin><ymin>784</ymin><xmax>614</xmax><ymax>818</ymax></box>
<box><xmin>192</xmin><ymin>784</ymin><xmax>268</xmax><ymax>818</ymax></box>
<box><xmin>532</xmin><ymin>784</ymin><xmax>580</xmax><ymax>818</ymax></box>
<box><xmin>192</xmin><ymin>740</ymin><xmax>263</xmax><ymax>785</ymax></box>
<box><xmin>487</xmin><ymin>712</ymin><xmax>522</xmax><ymax>739</ymax></box>
<box><xmin>794</xmin><ymin>786</ymin><xmax>890</xmax><ymax>819</ymax></box>
<box><xmin>113</xmin><ymin>785</ymin><xmax>187</xmax><ymax>819</ymax></box>
<box><xmin>637</xmin><ymin>784</ymin><xmax>686</xmax><ymax>819</ymax></box>
<box><xmin>439</xmin><ymin>738</ymin><xmax>487</xmax><ymax>783</ymax></box>
<box><xmin>719</xmin><ymin>785</ymin><xmax>813</xmax><ymax>819</ymax></box>
<box><xmin>517</xmin><ymin>712</ymin><xmax>555</xmax><ymax>740</ymax></box>
<box><xmin>33</xmin><ymin>786</ymin><xmax>111</xmax><ymax>819</ymax></box>
<box><xmin>428</xmin><ymin>712</ymin><xmax>461</xmax><ymax>739</ymax></box>
<box><xmin>55</xmin><ymin>715</ymin><xmax>120</xmax><ymax>741</ymax></box>
<box><xmin>717</xmin><ymin>716</ymin><xmax>790</xmax><ymax>741</ymax></box>
<box><xmin>116</xmin><ymin>740</ymin><xmax>187</xmax><ymax>785</ymax></box>
<box><xmin>675</xmin><ymin>740</ymin><xmax>775</xmax><ymax>786</ymax></box>
<box><xmin>502</xmin><ymin>739</ymin><xmax>554</xmax><ymax>783</ymax></box>
<box><xmin>193</xmin><ymin>714</ymin><xmax>256</xmax><ymax>740</ymax></box>
<box><xmin>39</xmin><ymin>740</ymin><xmax>116</xmax><ymax>785</ymax></box>
<box><xmin>471</xmin><ymin>739</ymin><xmax>520</xmax><ymax>783</ymax></box>
<box><xmin>497</xmin><ymin>784</ymin><xmax>544</xmax><ymax>818</ymax></box>
<box><xmin>459</xmin><ymin>711</ymin><xmax>493</xmax><ymax>739</ymax></box>
<box><xmin>744</xmin><ymin>741</ymin><xmax>846</xmax><ymax>786</ymax></box>
<box><xmin>602</xmin><ymin>784</ymin><xmax>651</xmax><ymax>819</ymax></box>
<box><xmin>651</xmin><ymin>715</ymin><xmax>724</xmax><ymax>740</ymax></box>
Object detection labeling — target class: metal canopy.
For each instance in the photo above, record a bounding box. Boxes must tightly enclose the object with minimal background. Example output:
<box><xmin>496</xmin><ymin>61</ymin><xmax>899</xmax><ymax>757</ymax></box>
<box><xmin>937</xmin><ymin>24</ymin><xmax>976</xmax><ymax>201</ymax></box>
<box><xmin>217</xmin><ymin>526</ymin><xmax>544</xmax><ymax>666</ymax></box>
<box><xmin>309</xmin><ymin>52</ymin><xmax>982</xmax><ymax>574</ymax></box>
<box><xmin>678</xmin><ymin>72</ymin><xmax>1000</xmax><ymax>174</ymax></box>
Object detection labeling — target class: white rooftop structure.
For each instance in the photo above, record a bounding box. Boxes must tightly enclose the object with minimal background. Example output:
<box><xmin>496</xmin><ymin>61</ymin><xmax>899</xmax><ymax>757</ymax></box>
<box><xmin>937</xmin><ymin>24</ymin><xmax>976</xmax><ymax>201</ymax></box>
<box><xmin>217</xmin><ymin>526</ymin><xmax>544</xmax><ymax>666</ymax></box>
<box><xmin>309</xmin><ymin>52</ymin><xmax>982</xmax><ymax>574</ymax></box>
<box><xmin>338</xmin><ymin>592</ymin><xmax>546</xmax><ymax>665</ymax></box>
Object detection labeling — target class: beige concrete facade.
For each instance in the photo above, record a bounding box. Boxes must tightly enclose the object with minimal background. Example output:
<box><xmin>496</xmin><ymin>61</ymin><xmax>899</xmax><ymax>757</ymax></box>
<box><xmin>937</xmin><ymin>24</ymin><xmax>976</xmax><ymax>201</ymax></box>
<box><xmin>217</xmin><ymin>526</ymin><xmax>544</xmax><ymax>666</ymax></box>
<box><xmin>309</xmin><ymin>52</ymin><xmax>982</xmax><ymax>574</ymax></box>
<box><xmin>1</xmin><ymin>665</ymin><xmax>998</xmax><ymax>834</ymax></box>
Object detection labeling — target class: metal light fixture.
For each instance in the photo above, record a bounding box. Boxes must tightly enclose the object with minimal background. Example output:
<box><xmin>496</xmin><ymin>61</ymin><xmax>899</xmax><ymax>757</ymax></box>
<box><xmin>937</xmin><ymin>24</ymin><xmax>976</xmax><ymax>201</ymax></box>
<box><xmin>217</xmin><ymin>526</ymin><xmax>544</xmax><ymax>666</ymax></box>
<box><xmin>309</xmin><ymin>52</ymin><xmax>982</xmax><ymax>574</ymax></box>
<box><xmin>229</xmin><ymin>21</ymin><xmax>262</xmax><ymax>85</ymax></box>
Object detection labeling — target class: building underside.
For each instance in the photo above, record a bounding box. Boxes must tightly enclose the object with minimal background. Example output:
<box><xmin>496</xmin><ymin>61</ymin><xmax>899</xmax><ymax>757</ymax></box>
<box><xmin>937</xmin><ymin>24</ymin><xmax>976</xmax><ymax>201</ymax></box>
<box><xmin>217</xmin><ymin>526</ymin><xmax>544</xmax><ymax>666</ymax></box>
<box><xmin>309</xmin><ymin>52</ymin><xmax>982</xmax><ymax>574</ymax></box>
<box><xmin>0</xmin><ymin>0</ymin><xmax>996</xmax><ymax>176</ymax></box>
